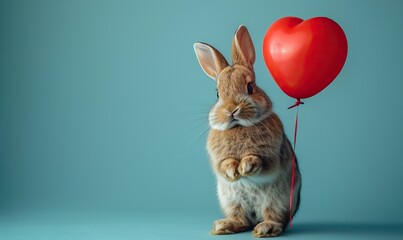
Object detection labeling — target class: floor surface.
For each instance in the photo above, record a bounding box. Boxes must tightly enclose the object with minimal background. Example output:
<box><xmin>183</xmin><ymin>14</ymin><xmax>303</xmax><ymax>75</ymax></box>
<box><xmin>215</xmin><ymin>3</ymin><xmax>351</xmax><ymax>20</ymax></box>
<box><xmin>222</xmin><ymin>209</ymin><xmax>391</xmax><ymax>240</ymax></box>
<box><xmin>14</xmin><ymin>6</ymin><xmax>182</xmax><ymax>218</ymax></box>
<box><xmin>1</xmin><ymin>212</ymin><xmax>402</xmax><ymax>240</ymax></box>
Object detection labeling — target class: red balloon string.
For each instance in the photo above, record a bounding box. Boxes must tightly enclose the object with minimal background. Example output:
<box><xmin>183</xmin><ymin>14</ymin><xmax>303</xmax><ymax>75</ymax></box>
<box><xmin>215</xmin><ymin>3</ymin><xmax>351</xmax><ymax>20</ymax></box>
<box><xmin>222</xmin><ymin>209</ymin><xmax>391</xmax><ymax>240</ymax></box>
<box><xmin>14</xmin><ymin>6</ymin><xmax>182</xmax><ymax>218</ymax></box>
<box><xmin>288</xmin><ymin>98</ymin><xmax>304</xmax><ymax>109</ymax></box>
<box><xmin>288</xmin><ymin>99</ymin><xmax>302</xmax><ymax>229</ymax></box>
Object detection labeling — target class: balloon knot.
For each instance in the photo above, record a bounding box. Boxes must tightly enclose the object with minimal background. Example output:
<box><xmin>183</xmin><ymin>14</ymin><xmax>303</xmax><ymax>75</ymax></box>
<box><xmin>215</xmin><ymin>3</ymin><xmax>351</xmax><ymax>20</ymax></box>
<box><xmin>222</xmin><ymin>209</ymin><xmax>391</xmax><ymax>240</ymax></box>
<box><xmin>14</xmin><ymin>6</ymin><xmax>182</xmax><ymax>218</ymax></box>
<box><xmin>288</xmin><ymin>99</ymin><xmax>304</xmax><ymax>109</ymax></box>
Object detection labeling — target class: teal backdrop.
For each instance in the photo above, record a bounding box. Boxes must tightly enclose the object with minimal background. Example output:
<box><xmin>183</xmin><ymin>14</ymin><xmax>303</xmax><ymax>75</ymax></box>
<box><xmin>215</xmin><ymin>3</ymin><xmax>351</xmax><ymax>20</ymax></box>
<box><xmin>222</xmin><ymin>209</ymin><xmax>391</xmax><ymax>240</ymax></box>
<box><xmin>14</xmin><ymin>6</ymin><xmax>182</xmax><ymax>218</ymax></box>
<box><xmin>1</xmin><ymin>0</ymin><xmax>403</xmax><ymax>239</ymax></box>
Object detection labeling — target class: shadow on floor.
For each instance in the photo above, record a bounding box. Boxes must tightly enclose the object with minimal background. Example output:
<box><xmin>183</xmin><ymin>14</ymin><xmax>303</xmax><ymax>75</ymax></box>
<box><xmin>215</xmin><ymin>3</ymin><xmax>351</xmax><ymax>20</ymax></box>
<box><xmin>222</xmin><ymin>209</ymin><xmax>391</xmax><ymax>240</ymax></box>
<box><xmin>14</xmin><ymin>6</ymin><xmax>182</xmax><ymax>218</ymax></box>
<box><xmin>284</xmin><ymin>222</ymin><xmax>403</xmax><ymax>237</ymax></box>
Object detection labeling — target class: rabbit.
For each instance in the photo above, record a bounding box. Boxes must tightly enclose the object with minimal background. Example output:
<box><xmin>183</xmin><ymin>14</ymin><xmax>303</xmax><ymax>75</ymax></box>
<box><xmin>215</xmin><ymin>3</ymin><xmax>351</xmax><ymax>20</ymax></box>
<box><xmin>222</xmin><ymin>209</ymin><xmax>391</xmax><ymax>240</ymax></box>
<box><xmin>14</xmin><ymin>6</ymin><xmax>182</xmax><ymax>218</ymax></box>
<box><xmin>193</xmin><ymin>25</ymin><xmax>301</xmax><ymax>238</ymax></box>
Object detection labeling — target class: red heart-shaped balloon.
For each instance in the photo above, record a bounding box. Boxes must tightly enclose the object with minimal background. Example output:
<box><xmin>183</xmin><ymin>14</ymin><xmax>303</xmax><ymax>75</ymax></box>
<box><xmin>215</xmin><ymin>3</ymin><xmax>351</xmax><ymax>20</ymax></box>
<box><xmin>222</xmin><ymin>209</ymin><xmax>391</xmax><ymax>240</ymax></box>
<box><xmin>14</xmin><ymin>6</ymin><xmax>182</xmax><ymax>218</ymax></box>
<box><xmin>263</xmin><ymin>17</ymin><xmax>348</xmax><ymax>99</ymax></box>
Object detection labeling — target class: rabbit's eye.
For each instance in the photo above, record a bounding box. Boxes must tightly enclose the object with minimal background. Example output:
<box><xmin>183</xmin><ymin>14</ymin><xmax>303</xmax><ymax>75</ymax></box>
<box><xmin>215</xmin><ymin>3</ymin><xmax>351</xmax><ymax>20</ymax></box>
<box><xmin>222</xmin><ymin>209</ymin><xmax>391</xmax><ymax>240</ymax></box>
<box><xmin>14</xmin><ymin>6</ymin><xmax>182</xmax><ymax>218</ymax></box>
<box><xmin>247</xmin><ymin>82</ymin><xmax>254</xmax><ymax>94</ymax></box>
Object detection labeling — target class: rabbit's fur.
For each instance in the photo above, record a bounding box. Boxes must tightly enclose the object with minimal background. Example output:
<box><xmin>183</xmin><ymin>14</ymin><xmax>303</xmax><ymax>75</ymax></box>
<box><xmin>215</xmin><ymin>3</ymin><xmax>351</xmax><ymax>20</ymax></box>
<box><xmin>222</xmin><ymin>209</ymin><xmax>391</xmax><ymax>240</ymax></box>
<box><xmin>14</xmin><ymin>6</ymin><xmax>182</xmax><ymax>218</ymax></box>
<box><xmin>194</xmin><ymin>25</ymin><xmax>301</xmax><ymax>238</ymax></box>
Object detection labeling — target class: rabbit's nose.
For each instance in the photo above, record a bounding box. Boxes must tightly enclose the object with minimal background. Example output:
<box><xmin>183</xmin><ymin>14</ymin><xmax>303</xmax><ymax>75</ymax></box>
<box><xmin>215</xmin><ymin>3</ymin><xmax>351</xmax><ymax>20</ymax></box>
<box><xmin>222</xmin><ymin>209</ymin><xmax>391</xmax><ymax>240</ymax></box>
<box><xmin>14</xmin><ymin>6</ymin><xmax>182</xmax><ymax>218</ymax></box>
<box><xmin>231</xmin><ymin>107</ymin><xmax>240</xmax><ymax>119</ymax></box>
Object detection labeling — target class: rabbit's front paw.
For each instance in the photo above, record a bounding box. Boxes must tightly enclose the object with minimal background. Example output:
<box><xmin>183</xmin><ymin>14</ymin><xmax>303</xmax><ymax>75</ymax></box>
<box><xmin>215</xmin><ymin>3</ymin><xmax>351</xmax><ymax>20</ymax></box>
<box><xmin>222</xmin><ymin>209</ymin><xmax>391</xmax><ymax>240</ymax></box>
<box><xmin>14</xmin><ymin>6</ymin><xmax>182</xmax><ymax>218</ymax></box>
<box><xmin>238</xmin><ymin>155</ymin><xmax>262</xmax><ymax>176</ymax></box>
<box><xmin>219</xmin><ymin>158</ymin><xmax>241</xmax><ymax>182</ymax></box>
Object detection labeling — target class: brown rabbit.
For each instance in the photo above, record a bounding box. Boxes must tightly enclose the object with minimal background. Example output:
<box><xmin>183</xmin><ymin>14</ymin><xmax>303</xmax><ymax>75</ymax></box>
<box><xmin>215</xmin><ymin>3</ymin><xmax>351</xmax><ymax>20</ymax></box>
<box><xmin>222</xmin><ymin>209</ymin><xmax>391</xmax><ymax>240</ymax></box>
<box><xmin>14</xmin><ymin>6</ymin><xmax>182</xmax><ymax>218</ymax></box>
<box><xmin>193</xmin><ymin>25</ymin><xmax>301</xmax><ymax>238</ymax></box>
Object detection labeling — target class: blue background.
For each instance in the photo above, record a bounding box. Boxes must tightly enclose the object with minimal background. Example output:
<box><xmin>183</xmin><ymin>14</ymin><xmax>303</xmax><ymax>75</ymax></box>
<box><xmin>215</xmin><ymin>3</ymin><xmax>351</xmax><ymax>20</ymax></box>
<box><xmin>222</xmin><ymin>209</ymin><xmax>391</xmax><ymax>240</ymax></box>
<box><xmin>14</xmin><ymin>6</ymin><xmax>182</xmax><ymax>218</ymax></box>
<box><xmin>1</xmin><ymin>0</ymin><xmax>403</xmax><ymax>239</ymax></box>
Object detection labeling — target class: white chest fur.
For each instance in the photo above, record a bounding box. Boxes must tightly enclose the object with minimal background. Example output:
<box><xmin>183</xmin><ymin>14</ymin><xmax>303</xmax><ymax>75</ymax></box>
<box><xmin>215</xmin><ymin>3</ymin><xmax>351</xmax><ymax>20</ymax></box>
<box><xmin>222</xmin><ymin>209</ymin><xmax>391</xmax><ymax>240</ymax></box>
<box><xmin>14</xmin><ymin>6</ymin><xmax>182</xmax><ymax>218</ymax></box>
<box><xmin>216</xmin><ymin>172</ymin><xmax>285</xmax><ymax>224</ymax></box>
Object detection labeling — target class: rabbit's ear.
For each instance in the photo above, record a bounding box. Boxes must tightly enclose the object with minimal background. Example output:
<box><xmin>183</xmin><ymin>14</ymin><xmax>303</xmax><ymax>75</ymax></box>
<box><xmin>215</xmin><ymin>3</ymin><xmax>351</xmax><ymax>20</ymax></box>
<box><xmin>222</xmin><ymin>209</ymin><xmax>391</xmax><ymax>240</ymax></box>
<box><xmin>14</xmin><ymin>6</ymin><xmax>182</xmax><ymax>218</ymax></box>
<box><xmin>194</xmin><ymin>42</ymin><xmax>229</xmax><ymax>80</ymax></box>
<box><xmin>232</xmin><ymin>25</ymin><xmax>255</xmax><ymax>68</ymax></box>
